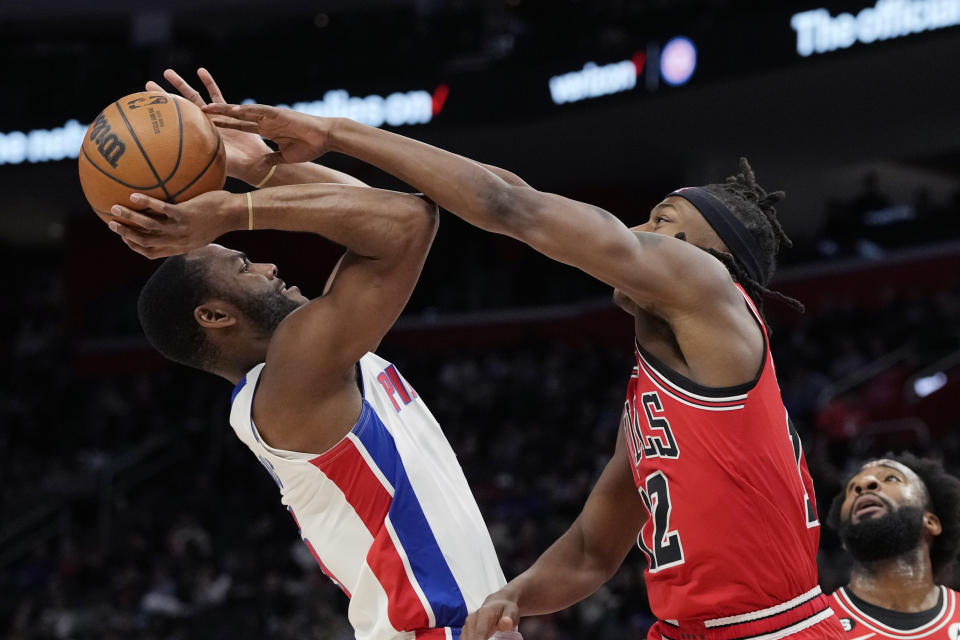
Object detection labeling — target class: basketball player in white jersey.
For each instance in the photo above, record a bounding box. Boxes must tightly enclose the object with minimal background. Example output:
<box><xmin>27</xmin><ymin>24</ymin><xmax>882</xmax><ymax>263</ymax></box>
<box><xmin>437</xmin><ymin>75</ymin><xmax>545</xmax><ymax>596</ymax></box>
<box><xmin>108</xmin><ymin>69</ymin><xmax>518</xmax><ymax>640</ymax></box>
<box><xmin>825</xmin><ymin>454</ymin><xmax>960</xmax><ymax>640</ymax></box>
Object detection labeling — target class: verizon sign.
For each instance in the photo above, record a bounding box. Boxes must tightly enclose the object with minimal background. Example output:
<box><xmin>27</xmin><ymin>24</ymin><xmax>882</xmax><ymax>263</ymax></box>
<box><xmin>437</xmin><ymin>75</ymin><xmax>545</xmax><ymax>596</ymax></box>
<box><xmin>791</xmin><ymin>0</ymin><xmax>960</xmax><ymax>57</ymax></box>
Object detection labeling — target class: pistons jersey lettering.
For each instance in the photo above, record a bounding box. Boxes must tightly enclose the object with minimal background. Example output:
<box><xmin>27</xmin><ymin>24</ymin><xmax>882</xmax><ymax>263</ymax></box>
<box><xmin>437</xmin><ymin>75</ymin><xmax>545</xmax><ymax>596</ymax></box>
<box><xmin>622</xmin><ymin>285</ymin><xmax>824</xmax><ymax>623</ymax></box>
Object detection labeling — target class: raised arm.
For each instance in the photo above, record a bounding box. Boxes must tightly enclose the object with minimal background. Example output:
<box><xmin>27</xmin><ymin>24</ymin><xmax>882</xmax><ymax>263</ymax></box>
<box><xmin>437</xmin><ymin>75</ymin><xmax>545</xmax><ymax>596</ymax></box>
<box><xmin>149</xmin><ymin>68</ymin><xmax>366</xmax><ymax>188</ymax></box>
<box><xmin>463</xmin><ymin>431</ymin><xmax>646</xmax><ymax>640</ymax></box>
<box><xmin>112</xmin><ymin>184</ymin><xmax>437</xmax><ymax>453</ymax></box>
<box><xmin>202</xmin><ymin>105</ymin><xmax>735</xmax><ymax>318</ymax></box>
<box><xmin>252</xmin><ymin>185</ymin><xmax>438</xmax><ymax>452</ymax></box>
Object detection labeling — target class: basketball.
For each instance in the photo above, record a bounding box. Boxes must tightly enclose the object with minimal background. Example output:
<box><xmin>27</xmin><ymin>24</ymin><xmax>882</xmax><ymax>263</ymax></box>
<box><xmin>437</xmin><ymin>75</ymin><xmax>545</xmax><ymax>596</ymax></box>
<box><xmin>78</xmin><ymin>91</ymin><xmax>226</xmax><ymax>227</ymax></box>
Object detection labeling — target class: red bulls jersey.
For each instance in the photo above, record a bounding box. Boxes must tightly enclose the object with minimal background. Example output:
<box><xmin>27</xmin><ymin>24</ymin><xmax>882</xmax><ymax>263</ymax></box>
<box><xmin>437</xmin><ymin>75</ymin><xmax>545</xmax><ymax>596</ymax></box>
<box><xmin>828</xmin><ymin>587</ymin><xmax>960</xmax><ymax>640</ymax></box>
<box><xmin>622</xmin><ymin>285</ymin><xmax>826</xmax><ymax>627</ymax></box>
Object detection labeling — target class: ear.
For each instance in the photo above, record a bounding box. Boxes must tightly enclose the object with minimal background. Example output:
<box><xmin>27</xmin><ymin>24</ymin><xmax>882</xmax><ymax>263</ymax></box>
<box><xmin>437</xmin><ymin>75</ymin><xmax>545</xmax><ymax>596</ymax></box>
<box><xmin>194</xmin><ymin>299</ymin><xmax>239</xmax><ymax>330</ymax></box>
<box><xmin>923</xmin><ymin>511</ymin><xmax>942</xmax><ymax>537</ymax></box>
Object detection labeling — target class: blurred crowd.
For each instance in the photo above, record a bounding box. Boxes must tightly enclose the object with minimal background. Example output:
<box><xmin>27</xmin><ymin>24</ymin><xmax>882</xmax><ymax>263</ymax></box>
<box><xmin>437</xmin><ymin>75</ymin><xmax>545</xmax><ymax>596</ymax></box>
<box><xmin>812</xmin><ymin>175</ymin><xmax>960</xmax><ymax>262</ymax></box>
<box><xmin>3</xmin><ymin>227</ymin><xmax>960</xmax><ymax>640</ymax></box>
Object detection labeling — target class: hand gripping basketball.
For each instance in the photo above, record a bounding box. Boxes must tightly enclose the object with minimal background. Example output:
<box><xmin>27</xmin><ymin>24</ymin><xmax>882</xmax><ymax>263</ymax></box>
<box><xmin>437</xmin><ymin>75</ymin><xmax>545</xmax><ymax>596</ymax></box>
<box><xmin>107</xmin><ymin>190</ymin><xmax>238</xmax><ymax>259</ymax></box>
<box><xmin>202</xmin><ymin>103</ymin><xmax>332</xmax><ymax>166</ymax></box>
<box><xmin>78</xmin><ymin>92</ymin><xmax>226</xmax><ymax>227</ymax></box>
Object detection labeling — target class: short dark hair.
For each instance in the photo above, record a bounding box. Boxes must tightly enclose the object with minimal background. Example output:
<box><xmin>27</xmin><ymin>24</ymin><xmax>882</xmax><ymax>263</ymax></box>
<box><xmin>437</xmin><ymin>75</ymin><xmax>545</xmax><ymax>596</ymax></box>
<box><xmin>699</xmin><ymin>158</ymin><xmax>803</xmax><ymax>315</ymax></box>
<box><xmin>827</xmin><ymin>452</ymin><xmax>960</xmax><ymax>574</ymax></box>
<box><xmin>137</xmin><ymin>255</ymin><xmax>217</xmax><ymax>371</ymax></box>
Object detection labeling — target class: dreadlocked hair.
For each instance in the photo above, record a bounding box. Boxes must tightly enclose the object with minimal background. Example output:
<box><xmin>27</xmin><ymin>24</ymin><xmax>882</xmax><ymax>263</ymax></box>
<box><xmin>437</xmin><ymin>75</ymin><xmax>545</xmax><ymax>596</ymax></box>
<box><xmin>699</xmin><ymin>158</ymin><xmax>804</xmax><ymax>317</ymax></box>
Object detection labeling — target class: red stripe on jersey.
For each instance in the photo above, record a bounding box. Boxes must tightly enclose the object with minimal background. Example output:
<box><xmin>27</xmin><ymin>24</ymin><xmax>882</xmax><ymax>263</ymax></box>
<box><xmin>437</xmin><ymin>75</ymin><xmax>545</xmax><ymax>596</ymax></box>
<box><xmin>736</xmin><ymin>284</ymin><xmax>765</xmax><ymax>327</ymax></box>
<box><xmin>415</xmin><ymin>629</ymin><xmax>448</xmax><ymax>639</ymax></box>
<box><xmin>312</xmin><ymin>437</ymin><xmax>431</xmax><ymax>630</ymax></box>
<box><xmin>304</xmin><ymin>538</ymin><xmax>352</xmax><ymax>598</ymax></box>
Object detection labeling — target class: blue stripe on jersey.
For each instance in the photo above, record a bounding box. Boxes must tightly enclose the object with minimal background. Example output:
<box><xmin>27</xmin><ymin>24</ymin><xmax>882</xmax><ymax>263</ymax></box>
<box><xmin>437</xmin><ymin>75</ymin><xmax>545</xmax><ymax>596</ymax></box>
<box><xmin>231</xmin><ymin>374</ymin><xmax>247</xmax><ymax>405</ymax></box>
<box><xmin>451</xmin><ymin>628</ymin><xmax>462</xmax><ymax>639</ymax></box>
<box><xmin>354</xmin><ymin>403</ymin><xmax>469</xmax><ymax>628</ymax></box>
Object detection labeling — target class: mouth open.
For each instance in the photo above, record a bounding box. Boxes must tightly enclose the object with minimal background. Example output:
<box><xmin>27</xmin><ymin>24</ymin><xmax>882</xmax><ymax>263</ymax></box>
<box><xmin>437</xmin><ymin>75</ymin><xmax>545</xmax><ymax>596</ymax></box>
<box><xmin>852</xmin><ymin>494</ymin><xmax>888</xmax><ymax>520</ymax></box>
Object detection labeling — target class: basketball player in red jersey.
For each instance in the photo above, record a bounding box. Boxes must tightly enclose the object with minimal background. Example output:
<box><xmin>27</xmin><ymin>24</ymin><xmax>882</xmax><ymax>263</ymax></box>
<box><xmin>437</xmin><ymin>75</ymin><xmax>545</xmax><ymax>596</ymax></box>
<box><xmin>826</xmin><ymin>454</ymin><xmax>960</xmax><ymax>640</ymax></box>
<box><xmin>200</xmin><ymin>103</ymin><xmax>845</xmax><ymax>640</ymax></box>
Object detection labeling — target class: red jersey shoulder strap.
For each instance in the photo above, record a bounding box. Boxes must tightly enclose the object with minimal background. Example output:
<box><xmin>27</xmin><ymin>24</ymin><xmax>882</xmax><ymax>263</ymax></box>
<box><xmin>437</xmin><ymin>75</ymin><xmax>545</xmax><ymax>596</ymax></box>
<box><xmin>734</xmin><ymin>284</ymin><xmax>769</xmax><ymax>344</ymax></box>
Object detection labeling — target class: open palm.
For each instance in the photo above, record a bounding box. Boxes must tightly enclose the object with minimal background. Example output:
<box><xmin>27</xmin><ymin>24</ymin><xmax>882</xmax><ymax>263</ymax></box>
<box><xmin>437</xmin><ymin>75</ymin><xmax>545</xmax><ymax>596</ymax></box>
<box><xmin>201</xmin><ymin>103</ymin><xmax>331</xmax><ymax>166</ymax></box>
<box><xmin>146</xmin><ymin>68</ymin><xmax>271</xmax><ymax>183</ymax></box>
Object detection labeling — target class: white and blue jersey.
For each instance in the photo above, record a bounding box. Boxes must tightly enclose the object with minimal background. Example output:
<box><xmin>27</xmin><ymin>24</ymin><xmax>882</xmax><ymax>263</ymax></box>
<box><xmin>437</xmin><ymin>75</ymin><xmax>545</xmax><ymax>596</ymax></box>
<box><xmin>229</xmin><ymin>352</ymin><xmax>506</xmax><ymax>640</ymax></box>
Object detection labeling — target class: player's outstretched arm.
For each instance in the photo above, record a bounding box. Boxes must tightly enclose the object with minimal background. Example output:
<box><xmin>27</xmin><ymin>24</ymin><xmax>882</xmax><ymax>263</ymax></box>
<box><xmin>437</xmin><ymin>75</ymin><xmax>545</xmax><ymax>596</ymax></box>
<box><xmin>462</xmin><ymin>433</ymin><xmax>646</xmax><ymax>640</ymax></box>
<box><xmin>202</xmin><ymin>104</ymin><xmax>734</xmax><ymax>316</ymax></box>
<box><xmin>148</xmin><ymin>68</ymin><xmax>366</xmax><ymax>188</ymax></box>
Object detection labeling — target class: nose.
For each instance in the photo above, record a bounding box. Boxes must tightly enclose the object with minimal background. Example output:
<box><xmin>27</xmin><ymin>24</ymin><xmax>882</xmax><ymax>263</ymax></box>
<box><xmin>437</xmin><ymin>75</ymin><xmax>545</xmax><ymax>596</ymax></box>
<box><xmin>253</xmin><ymin>263</ymin><xmax>278</xmax><ymax>279</ymax></box>
<box><xmin>852</xmin><ymin>474</ymin><xmax>880</xmax><ymax>494</ymax></box>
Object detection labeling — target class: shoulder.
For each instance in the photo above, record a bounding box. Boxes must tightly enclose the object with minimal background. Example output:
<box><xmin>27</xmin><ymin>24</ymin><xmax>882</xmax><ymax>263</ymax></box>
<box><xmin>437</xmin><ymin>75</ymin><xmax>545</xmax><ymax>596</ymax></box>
<box><xmin>229</xmin><ymin>364</ymin><xmax>265</xmax><ymax>416</ymax></box>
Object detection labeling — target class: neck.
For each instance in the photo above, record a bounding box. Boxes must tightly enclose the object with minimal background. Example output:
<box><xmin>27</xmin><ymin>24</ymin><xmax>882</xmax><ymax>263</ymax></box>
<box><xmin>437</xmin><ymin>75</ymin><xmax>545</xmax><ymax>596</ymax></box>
<box><xmin>217</xmin><ymin>364</ymin><xmax>253</xmax><ymax>386</ymax></box>
<box><xmin>210</xmin><ymin>337</ymin><xmax>268</xmax><ymax>385</ymax></box>
<box><xmin>847</xmin><ymin>546</ymin><xmax>939</xmax><ymax>612</ymax></box>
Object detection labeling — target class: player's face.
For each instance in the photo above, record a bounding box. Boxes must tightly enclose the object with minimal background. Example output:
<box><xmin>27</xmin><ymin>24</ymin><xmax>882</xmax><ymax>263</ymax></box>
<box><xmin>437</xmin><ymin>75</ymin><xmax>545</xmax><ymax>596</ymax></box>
<box><xmin>633</xmin><ymin>196</ymin><xmax>727</xmax><ymax>250</ymax></box>
<box><xmin>612</xmin><ymin>196</ymin><xmax>728</xmax><ymax>315</ymax></box>
<box><xmin>836</xmin><ymin>459</ymin><xmax>937</xmax><ymax>563</ymax></box>
<box><xmin>839</xmin><ymin>460</ymin><xmax>927</xmax><ymax>526</ymax></box>
<box><xmin>189</xmin><ymin>244</ymin><xmax>309</xmax><ymax>333</ymax></box>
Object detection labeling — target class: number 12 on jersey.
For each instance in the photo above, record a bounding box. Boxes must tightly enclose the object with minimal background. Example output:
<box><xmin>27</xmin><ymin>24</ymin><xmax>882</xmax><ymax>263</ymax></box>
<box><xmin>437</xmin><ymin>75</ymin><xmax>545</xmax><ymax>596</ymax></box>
<box><xmin>637</xmin><ymin>470</ymin><xmax>685</xmax><ymax>572</ymax></box>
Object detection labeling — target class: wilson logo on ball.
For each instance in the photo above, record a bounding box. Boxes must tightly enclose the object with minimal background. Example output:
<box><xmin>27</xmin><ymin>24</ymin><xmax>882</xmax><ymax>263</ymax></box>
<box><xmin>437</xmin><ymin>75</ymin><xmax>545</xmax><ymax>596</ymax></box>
<box><xmin>88</xmin><ymin>113</ymin><xmax>126</xmax><ymax>168</ymax></box>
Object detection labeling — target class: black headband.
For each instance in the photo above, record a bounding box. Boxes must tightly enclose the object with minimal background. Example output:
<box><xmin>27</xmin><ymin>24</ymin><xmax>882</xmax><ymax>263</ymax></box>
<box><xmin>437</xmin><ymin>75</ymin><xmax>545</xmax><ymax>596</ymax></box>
<box><xmin>667</xmin><ymin>187</ymin><xmax>768</xmax><ymax>284</ymax></box>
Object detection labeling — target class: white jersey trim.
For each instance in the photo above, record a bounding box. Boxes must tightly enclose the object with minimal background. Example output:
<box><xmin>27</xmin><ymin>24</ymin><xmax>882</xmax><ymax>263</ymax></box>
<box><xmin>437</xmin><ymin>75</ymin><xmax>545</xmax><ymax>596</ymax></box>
<box><xmin>834</xmin><ymin>586</ymin><xmax>953</xmax><ymax>637</ymax></box>
<box><xmin>747</xmin><ymin>608</ymin><xmax>836</xmax><ymax>640</ymax></box>
<box><xmin>640</xmin><ymin>366</ymin><xmax>746</xmax><ymax>412</ymax></box>
<box><xmin>661</xmin><ymin>607</ymin><xmax>835</xmax><ymax>640</ymax></box>
<box><xmin>384</xmin><ymin>515</ymin><xmax>436</xmax><ymax>628</ymax></box>
<box><xmin>705</xmin><ymin>586</ymin><xmax>823</xmax><ymax>627</ymax></box>
<box><xmin>635</xmin><ymin>346</ymin><xmax>749</xmax><ymax>404</ymax></box>
<box><xmin>348</xmin><ymin>432</ymin><xmax>396</xmax><ymax>496</ymax></box>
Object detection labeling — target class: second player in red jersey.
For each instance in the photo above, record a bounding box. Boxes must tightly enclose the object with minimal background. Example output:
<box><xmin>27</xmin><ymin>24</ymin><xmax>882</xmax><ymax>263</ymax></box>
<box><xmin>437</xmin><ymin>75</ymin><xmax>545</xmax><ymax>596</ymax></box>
<box><xmin>626</xmin><ymin>284</ymin><xmax>830</xmax><ymax>640</ymax></box>
<box><xmin>825</xmin><ymin>455</ymin><xmax>960</xmax><ymax>640</ymax></box>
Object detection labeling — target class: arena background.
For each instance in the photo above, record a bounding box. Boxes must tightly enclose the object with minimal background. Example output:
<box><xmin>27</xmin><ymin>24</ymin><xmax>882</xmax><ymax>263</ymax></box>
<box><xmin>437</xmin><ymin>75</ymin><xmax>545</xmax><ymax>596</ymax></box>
<box><xmin>2</xmin><ymin>1</ymin><xmax>960</xmax><ymax>638</ymax></box>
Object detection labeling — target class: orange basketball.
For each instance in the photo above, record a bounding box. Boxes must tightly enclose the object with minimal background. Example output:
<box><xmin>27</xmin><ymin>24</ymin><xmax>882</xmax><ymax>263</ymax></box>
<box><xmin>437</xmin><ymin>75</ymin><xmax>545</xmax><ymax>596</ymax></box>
<box><xmin>78</xmin><ymin>91</ymin><xmax>226</xmax><ymax>227</ymax></box>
